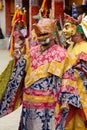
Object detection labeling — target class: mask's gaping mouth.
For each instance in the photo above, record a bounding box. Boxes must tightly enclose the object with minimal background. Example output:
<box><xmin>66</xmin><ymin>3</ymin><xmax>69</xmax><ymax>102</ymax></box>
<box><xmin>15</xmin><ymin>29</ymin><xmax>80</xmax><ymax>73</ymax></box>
<box><xmin>37</xmin><ymin>33</ymin><xmax>52</xmax><ymax>43</ymax></box>
<box><xmin>39</xmin><ymin>37</ymin><xmax>50</xmax><ymax>45</ymax></box>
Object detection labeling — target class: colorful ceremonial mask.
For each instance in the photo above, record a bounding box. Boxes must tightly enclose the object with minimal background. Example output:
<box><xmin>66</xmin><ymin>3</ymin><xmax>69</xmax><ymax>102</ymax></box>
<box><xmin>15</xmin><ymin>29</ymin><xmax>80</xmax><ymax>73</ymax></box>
<box><xmin>32</xmin><ymin>18</ymin><xmax>57</xmax><ymax>43</ymax></box>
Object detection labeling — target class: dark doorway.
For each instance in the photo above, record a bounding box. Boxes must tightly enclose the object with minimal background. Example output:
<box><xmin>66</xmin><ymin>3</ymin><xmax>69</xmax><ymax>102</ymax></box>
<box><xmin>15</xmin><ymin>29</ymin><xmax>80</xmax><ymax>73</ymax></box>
<box><xmin>22</xmin><ymin>0</ymin><xmax>29</xmax><ymax>28</ymax></box>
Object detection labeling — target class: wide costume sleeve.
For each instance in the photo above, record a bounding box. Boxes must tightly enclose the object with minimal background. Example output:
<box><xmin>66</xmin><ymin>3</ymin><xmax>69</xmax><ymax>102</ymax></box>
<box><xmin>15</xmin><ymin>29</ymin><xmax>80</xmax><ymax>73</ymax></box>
<box><xmin>60</xmin><ymin>52</ymin><xmax>87</xmax><ymax>127</ymax></box>
<box><xmin>73</xmin><ymin>52</ymin><xmax>87</xmax><ymax>121</ymax></box>
<box><xmin>55</xmin><ymin>53</ymin><xmax>82</xmax><ymax>129</ymax></box>
<box><xmin>0</xmin><ymin>56</ymin><xmax>26</xmax><ymax>118</ymax></box>
<box><xmin>66</xmin><ymin>43</ymin><xmax>87</xmax><ymax>121</ymax></box>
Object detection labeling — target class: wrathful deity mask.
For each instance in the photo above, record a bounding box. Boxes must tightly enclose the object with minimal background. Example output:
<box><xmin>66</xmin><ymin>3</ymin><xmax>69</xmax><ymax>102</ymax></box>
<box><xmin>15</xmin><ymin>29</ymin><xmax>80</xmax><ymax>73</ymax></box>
<box><xmin>32</xmin><ymin>18</ymin><xmax>57</xmax><ymax>45</ymax></box>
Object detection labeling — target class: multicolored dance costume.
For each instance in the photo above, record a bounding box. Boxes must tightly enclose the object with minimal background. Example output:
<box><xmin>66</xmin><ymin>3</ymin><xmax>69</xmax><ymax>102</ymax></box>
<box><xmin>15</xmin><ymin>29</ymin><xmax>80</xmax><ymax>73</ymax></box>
<box><xmin>0</xmin><ymin>18</ymin><xmax>83</xmax><ymax>130</ymax></box>
<box><xmin>63</xmin><ymin>13</ymin><xmax>87</xmax><ymax>130</ymax></box>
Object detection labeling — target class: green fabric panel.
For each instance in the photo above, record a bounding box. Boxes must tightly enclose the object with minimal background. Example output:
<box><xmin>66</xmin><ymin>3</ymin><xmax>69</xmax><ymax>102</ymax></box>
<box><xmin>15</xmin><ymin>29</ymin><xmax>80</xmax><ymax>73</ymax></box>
<box><xmin>0</xmin><ymin>59</ymin><xmax>14</xmax><ymax>100</ymax></box>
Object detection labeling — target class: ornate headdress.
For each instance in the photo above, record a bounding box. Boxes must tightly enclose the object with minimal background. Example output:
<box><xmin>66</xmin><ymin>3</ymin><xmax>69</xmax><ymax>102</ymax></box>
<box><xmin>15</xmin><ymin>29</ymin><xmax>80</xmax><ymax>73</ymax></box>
<box><xmin>9</xmin><ymin>6</ymin><xmax>27</xmax><ymax>56</ymax></box>
<box><xmin>64</xmin><ymin>13</ymin><xmax>78</xmax><ymax>25</ymax></box>
<box><xmin>12</xmin><ymin>5</ymin><xmax>26</xmax><ymax>27</ymax></box>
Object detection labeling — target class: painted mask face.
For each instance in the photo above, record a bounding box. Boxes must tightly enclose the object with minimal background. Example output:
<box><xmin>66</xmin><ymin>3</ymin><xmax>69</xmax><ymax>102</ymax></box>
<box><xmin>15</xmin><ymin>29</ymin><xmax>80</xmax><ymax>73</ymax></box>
<box><xmin>32</xmin><ymin>18</ymin><xmax>56</xmax><ymax>45</ymax></box>
<box><xmin>63</xmin><ymin>22</ymin><xmax>75</xmax><ymax>40</ymax></box>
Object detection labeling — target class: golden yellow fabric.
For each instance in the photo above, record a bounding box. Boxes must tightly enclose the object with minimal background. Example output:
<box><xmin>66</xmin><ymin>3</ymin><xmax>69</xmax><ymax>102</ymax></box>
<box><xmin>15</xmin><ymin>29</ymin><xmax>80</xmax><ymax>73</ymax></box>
<box><xmin>48</xmin><ymin>60</ymin><xmax>65</xmax><ymax>78</ymax></box>
<box><xmin>66</xmin><ymin>41</ymin><xmax>87</xmax><ymax>70</ymax></box>
<box><xmin>54</xmin><ymin>103</ymin><xmax>60</xmax><ymax>117</ymax></box>
<box><xmin>64</xmin><ymin>41</ymin><xmax>87</xmax><ymax>130</ymax></box>
<box><xmin>75</xmin><ymin>70</ymin><xmax>87</xmax><ymax>119</ymax></box>
<box><xmin>23</xmin><ymin>94</ymin><xmax>54</xmax><ymax>103</ymax></box>
<box><xmin>67</xmin><ymin>41</ymin><xmax>87</xmax><ymax>119</ymax></box>
<box><xmin>63</xmin><ymin>54</ymin><xmax>76</xmax><ymax>73</ymax></box>
<box><xmin>24</xmin><ymin>57</ymin><xmax>65</xmax><ymax>88</ymax></box>
<box><xmin>71</xmin><ymin>41</ymin><xmax>87</xmax><ymax>56</ymax></box>
<box><xmin>62</xmin><ymin>78</ymin><xmax>77</xmax><ymax>88</ymax></box>
<box><xmin>65</xmin><ymin>114</ymin><xmax>87</xmax><ymax>130</ymax></box>
<box><xmin>25</xmin><ymin>38</ymin><xmax>30</xmax><ymax>55</ymax></box>
<box><xmin>24</xmin><ymin>63</ymin><xmax>51</xmax><ymax>88</ymax></box>
<box><xmin>65</xmin><ymin>117</ymin><xmax>74</xmax><ymax>130</ymax></box>
<box><xmin>24</xmin><ymin>54</ymin><xmax>31</xmax><ymax>72</ymax></box>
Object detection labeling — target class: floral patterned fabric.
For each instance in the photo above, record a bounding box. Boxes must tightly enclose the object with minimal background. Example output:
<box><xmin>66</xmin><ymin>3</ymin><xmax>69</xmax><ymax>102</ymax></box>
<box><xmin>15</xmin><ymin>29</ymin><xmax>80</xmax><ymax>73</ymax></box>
<box><xmin>21</xmin><ymin>75</ymin><xmax>81</xmax><ymax>130</ymax></box>
<box><xmin>0</xmin><ymin>44</ymin><xmax>82</xmax><ymax>130</ymax></box>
